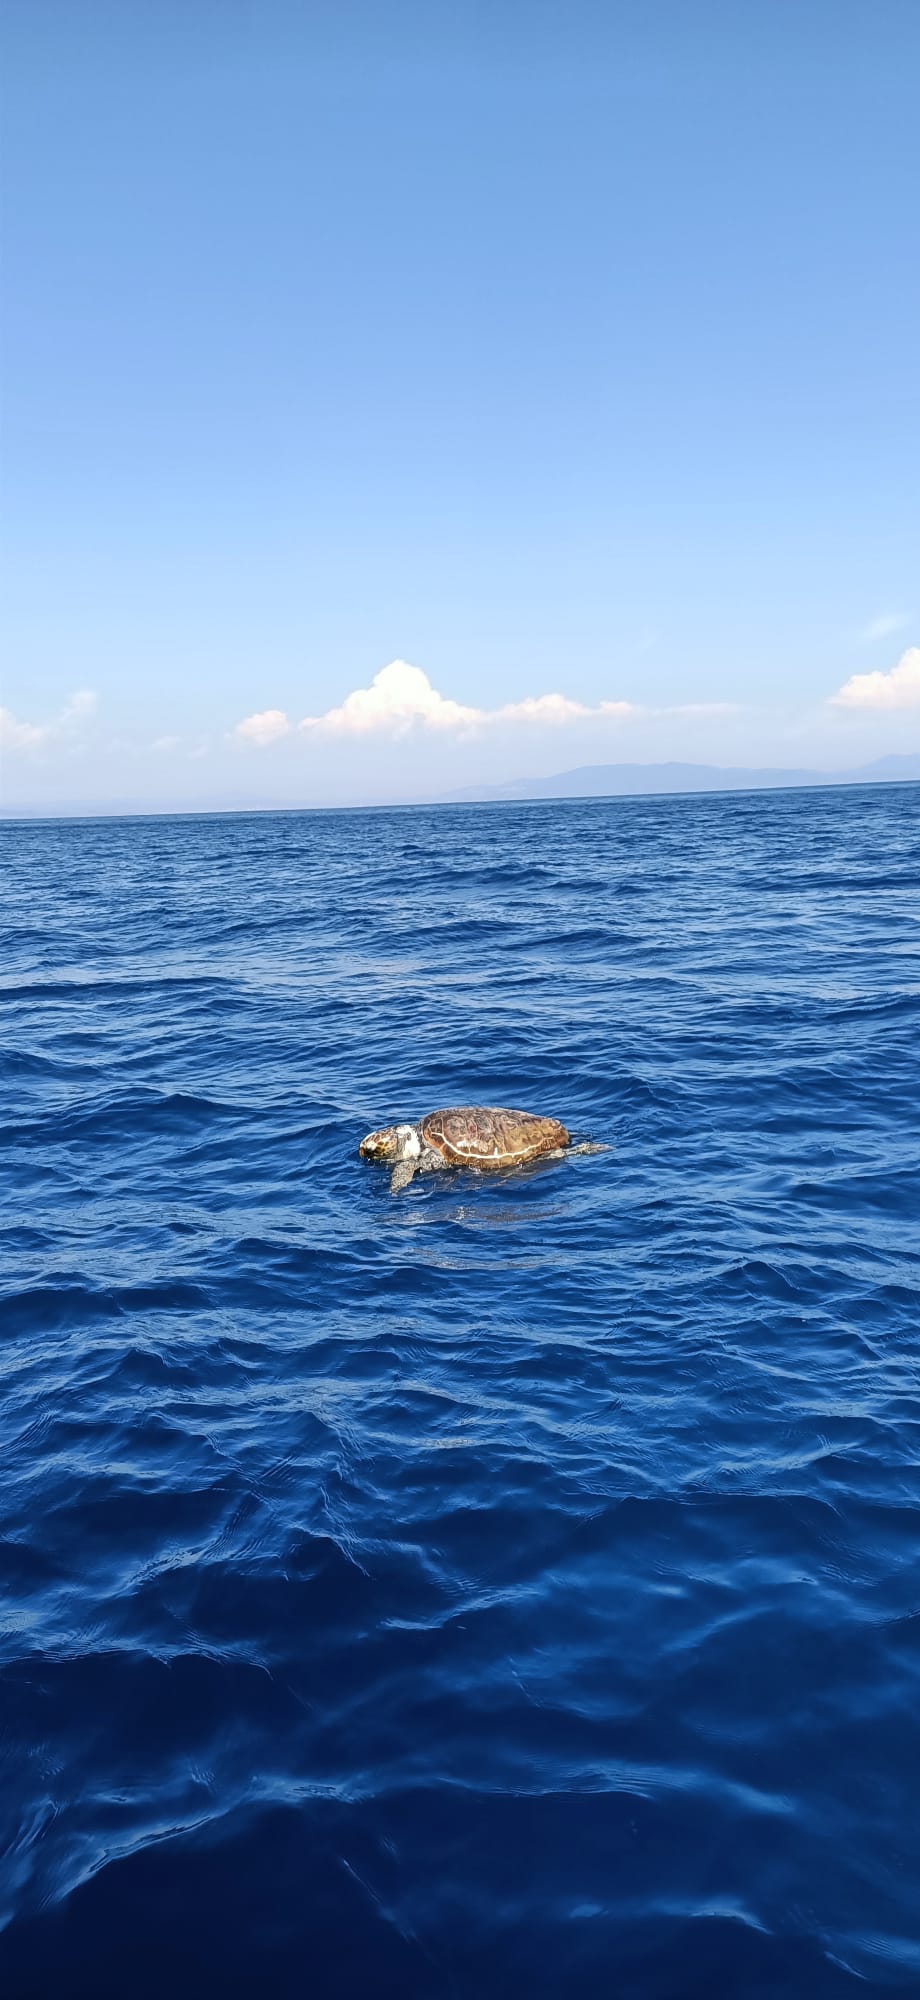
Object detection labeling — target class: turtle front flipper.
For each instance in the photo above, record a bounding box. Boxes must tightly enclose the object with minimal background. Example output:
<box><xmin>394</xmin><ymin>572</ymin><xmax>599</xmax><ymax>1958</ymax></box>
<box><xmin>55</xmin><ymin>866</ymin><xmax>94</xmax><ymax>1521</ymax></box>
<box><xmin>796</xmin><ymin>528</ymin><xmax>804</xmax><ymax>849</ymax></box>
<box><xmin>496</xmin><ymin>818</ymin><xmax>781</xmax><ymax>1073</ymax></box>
<box><xmin>390</xmin><ymin>1160</ymin><xmax>418</xmax><ymax>1192</ymax></box>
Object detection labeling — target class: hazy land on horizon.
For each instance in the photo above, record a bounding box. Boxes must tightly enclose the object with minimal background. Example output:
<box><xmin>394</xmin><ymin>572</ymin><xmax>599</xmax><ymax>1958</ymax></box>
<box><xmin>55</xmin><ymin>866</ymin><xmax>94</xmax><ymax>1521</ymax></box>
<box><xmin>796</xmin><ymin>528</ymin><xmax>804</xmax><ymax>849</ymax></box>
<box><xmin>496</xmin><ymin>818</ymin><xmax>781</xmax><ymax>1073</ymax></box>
<box><xmin>3</xmin><ymin>751</ymin><xmax>920</xmax><ymax>820</ymax></box>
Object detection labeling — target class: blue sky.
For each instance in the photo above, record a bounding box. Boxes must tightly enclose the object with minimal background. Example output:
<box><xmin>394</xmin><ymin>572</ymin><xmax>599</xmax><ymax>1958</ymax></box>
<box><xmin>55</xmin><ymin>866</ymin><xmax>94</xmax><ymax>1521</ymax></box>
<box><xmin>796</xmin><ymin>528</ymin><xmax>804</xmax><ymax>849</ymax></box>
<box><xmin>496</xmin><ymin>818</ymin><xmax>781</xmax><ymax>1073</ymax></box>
<box><xmin>2</xmin><ymin>0</ymin><xmax>918</xmax><ymax>809</ymax></box>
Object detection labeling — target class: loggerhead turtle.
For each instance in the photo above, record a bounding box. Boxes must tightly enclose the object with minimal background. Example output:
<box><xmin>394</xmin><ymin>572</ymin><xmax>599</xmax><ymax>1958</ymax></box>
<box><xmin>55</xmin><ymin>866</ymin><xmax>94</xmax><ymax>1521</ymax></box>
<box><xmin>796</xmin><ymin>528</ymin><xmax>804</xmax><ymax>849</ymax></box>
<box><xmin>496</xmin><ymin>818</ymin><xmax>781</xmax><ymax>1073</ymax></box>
<box><xmin>359</xmin><ymin>1104</ymin><xmax>607</xmax><ymax>1192</ymax></box>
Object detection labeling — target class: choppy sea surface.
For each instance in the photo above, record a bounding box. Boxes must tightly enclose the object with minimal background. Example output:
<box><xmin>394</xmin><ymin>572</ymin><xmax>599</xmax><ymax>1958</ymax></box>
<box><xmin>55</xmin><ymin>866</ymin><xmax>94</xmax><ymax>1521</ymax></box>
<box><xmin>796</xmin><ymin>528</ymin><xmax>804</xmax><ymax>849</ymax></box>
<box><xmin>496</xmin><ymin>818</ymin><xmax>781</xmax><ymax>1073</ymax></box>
<box><xmin>1</xmin><ymin>787</ymin><xmax>919</xmax><ymax>1999</ymax></box>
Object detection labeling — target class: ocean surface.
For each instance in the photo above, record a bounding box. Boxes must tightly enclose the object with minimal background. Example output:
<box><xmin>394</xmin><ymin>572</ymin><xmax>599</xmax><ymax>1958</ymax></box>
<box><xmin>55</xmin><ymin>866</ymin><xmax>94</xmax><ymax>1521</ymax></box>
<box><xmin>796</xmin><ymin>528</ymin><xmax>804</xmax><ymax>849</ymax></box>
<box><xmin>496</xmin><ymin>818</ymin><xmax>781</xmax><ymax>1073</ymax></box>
<box><xmin>1</xmin><ymin>785</ymin><xmax>919</xmax><ymax>1999</ymax></box>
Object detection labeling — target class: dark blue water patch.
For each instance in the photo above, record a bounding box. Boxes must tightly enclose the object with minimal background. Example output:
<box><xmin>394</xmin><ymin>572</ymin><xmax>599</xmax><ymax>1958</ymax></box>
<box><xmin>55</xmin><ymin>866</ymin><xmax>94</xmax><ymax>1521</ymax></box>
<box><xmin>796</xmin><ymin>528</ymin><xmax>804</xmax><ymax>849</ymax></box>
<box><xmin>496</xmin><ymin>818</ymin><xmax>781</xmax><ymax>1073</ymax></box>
<box><xmin>1</xmin><ymin>787</ymin><xmax>919</xmax><ymax>1997</ymax></box>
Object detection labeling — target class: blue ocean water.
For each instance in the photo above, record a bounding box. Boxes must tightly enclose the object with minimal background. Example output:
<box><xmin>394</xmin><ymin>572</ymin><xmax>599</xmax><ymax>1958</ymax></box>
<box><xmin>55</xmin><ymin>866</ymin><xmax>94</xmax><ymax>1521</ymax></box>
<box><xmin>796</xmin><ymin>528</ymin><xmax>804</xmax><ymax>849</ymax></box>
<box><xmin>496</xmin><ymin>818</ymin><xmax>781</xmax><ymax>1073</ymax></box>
<box><xmin>1</xmin><ymin>786</ymin><xmax>919</xmax><ymax>1998</ymax></box>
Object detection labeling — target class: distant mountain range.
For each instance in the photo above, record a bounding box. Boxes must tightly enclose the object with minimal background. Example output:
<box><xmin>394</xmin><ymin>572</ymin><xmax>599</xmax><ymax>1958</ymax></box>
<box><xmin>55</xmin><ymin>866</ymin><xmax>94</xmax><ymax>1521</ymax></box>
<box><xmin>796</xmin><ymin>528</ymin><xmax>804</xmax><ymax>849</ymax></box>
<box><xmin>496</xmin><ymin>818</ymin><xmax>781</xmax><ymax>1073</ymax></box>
<box><xmin>447</xmin><ymin>753</ymin><xmax>920</xmax><ymax>804</ymax></box>
<box><xmin>4</xmin><ymin>754</ymin><xmax>919</xmax><ymax>822</ymax></box>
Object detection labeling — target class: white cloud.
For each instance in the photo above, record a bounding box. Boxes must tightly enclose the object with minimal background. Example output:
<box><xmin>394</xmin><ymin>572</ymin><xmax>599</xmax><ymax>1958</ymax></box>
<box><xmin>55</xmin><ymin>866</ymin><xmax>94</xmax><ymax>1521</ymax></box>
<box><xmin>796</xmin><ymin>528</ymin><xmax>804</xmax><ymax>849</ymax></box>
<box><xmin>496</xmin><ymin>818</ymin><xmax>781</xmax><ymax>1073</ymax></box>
<box><xmin>492</xmin><ymin>691</ymin><xmax>636</xmax><ymax>725</ymax></box>
<box><xmin>235</xmin><ymin>660</ymin><xmax>641</xmax><ymax>746</ymax></box>
<box><xmin>234</xmin><ymin>708</ymin><xmax>292</xmax><ymax>746</ymax></box>
<box><xmin>0</xmin><ymin>711</ymin><xmax>45</xmax><ymax>750</ymax></box>
<box><xmin>0</xmin><ymin>688</ymin><xmax>98</xmax><ymax>752</ymax></box>
<box><xmin>303</xmin><ymin>660</ymin><xmax>482</xmax><ymax>735</ymax></box>
<box><xmin>830</xmin><ymin>645</ymin><xmax>920</xmax><ymax>711</ymax></box>
<box><xmin>65</xmin><ymin>690</ymin><xmax>97</xmax><ymax>720</ymax></box>
<box><xmin>859</xmin><ymin>611</ymin><xmax>911</xmax><ymax>643</ymax></box>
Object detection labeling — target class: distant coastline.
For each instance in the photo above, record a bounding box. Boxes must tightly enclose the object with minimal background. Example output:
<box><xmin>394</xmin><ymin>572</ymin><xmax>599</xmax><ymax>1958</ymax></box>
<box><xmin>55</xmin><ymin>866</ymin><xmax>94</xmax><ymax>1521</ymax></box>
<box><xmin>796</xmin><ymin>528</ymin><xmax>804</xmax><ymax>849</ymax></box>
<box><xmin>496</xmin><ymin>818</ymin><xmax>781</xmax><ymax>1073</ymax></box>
<box><xmin>2</xmin><ymin>753</ymin><xmax>920</xmax><ymax>822</ymax></box>
<box><xmin>446</xmin><ymin>752</ymin><xmax>920</xmax><ymax>805</ymax></box>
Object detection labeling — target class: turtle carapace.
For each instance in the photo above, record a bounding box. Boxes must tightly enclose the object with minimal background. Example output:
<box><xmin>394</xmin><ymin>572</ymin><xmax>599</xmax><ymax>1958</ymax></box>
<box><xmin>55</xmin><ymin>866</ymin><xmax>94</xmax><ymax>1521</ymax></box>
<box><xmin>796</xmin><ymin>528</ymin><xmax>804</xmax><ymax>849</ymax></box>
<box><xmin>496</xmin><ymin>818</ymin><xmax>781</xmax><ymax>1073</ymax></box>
<box><xmin>359</xmin><ymin>1105</ymin><xmax>605</xmax><ymax>1192</ymax></box>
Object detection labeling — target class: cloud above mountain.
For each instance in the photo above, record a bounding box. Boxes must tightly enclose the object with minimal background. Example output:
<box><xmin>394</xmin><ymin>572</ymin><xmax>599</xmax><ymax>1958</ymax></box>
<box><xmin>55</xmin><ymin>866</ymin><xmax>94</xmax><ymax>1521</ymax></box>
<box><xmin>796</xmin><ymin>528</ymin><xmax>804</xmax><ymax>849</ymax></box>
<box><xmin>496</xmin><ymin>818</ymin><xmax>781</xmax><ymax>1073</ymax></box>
<box><xmin>830</xmin><ymin>646</ymin><xmax>920</xmax><ymax>711</ymax></box>
<box><xmin>234</xmin><ymin>660</ymin><xmax>640</xmax><ymax>746</ymax></box>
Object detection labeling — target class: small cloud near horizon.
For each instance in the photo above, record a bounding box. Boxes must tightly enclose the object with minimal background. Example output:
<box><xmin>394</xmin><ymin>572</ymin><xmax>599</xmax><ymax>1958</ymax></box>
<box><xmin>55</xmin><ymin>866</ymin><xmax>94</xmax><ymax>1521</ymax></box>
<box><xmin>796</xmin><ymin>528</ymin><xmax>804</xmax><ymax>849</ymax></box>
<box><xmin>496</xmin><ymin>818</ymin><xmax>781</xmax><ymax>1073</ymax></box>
<box><xmin>0</xmin><ymin>689</ymin><xmax>98</xmax><ymax>751</ymax></box>
<box><xmin>830</xmin><ymin>645</ymin><xmax>920</xmax><ymax>711</ymax></box>
<box><xmin>235</xmin><ymin>708</ymin><xmax>293</xmax><ymax>747</ymax></box>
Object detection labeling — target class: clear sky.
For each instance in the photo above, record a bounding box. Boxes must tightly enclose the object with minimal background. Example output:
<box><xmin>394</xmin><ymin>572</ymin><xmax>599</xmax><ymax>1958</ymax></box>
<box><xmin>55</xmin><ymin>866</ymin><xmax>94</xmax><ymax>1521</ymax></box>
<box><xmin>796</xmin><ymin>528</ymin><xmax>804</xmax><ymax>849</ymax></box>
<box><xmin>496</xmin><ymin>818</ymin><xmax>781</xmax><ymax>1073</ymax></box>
<box><xmin>1</xmin><ymin>0</ymin><xmax>918</xmax><ymax>810</ymax></box>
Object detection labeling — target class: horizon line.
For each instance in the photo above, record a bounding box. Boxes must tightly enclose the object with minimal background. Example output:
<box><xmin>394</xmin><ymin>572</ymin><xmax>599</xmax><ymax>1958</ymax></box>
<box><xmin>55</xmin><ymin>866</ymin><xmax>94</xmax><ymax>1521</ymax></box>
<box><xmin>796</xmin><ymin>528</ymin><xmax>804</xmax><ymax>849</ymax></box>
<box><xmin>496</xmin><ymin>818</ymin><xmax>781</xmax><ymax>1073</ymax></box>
<box><xmin>3</xmin><ymin>770</ymin><xmax>920</xmax><ymax>827</ymax></box>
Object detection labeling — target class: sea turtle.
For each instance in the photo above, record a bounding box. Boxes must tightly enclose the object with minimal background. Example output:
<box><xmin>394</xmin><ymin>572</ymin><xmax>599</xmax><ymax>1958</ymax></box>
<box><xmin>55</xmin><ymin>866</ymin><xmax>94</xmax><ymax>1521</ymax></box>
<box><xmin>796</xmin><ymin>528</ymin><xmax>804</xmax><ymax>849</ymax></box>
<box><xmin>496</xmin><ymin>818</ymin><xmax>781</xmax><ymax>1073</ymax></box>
<box><xmin>359</xmin><ymin>1104</ymin><xmax>607</xmax><ymax>1192</ymax></box>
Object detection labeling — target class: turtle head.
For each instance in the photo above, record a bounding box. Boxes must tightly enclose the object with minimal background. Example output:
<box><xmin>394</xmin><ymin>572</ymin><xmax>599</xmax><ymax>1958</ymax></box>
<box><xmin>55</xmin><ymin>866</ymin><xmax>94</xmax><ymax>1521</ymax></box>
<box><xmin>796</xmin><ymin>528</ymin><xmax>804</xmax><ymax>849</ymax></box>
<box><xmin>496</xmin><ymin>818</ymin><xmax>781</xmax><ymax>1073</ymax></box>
<box><xmin>359</xmin><ymin>1122</ymin><xmax>420</xmax><ymax>1164</ymax></box>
